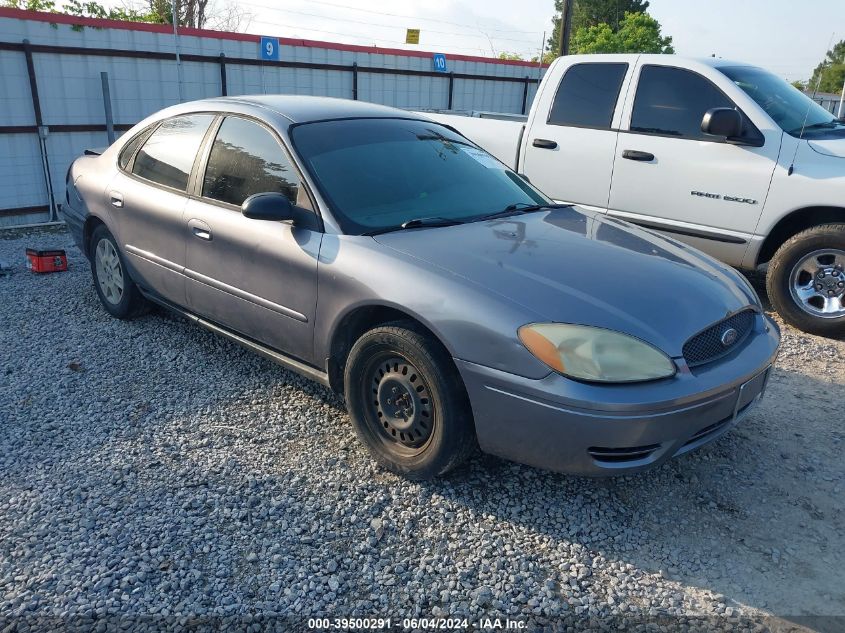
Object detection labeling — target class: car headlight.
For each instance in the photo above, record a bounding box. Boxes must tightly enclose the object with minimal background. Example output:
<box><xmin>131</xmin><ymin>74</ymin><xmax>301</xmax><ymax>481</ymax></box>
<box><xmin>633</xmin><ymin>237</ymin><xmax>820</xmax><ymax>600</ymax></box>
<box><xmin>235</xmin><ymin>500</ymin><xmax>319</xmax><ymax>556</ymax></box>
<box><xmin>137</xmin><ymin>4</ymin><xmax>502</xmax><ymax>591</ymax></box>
<box><xmin>518</xmin><ymin>323</ymin><xmax>676</xmax><ymax>383</ymax></box>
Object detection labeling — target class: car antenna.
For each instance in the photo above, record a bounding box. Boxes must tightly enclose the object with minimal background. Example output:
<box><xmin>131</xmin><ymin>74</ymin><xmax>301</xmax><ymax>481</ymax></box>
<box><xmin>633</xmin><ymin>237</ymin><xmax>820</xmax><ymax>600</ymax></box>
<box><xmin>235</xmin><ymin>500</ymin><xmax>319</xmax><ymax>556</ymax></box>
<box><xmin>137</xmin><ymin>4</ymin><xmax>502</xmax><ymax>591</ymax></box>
<box><xmin>788</xmin><ymin>31</ymin><xmax>836</xmax><ymax>176</ymax></box>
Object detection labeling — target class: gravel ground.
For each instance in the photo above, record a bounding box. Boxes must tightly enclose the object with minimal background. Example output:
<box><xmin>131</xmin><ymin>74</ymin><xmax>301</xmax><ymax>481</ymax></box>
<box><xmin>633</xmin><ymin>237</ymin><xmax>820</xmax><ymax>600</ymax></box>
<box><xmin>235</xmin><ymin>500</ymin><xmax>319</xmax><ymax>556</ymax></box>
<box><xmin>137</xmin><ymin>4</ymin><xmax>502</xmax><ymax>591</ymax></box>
<box><xmin>1</xmin><ymin>226</ymin><xmax>843</xmax><ymax>633</ymax></box>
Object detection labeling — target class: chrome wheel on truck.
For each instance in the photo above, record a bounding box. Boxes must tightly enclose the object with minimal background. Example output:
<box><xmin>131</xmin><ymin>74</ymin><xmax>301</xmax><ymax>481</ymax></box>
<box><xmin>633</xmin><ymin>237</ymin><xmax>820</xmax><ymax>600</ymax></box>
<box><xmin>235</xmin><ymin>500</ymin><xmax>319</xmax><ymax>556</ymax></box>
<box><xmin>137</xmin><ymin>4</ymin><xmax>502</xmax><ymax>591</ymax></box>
<box><xmin>789</xmin><ymin>249</ymin><xmax>845</xmax><ymax>319</ymax></box>
<box><xmin>768</xmin><ymin>224</ymin><xmax>845</xmax><ymax>337</ymax></box>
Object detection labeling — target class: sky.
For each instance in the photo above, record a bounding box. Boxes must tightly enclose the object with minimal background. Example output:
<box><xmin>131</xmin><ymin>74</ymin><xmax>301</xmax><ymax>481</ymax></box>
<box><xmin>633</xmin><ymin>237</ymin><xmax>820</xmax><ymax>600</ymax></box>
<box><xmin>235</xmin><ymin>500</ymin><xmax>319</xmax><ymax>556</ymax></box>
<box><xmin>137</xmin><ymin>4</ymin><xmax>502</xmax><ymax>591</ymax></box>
<box><xmin>103</xmin><ymin>0</ymin><xmax>844</xmax><ymax>82</ymax></box>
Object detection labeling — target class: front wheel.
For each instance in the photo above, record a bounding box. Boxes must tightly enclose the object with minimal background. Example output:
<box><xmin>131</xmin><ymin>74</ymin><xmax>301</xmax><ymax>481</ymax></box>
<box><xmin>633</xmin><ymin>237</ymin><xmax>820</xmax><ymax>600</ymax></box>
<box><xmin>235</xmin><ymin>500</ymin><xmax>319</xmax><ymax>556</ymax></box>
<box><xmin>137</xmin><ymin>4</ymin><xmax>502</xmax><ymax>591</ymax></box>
<box><xmin>344</xmin><ymin>322</ymin><xmax>476</xmax><ymax>480</ymax></box>
<box><xmin>767</xmin><ymin>224</ymin><xmax>845</xmax><ymax>337</ymax></box>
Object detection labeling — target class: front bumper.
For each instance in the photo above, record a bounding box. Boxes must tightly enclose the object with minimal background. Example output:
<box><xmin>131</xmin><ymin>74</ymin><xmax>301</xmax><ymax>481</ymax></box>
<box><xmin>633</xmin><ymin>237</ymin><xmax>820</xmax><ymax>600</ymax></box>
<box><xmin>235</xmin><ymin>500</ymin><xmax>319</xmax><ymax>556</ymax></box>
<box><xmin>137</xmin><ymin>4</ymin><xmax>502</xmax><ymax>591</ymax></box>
<box><xmin>456</xmin><ymin>314</ymin><xmax>780</xmax><ymax>476</ymax></box>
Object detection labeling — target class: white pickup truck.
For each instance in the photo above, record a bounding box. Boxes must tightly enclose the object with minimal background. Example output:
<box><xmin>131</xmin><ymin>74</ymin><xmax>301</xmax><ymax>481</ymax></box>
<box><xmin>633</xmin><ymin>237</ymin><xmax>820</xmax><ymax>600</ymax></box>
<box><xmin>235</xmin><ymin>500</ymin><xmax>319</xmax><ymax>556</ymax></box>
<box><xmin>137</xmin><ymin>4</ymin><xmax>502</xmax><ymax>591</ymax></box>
<box><xmin>426</xmin><ymin>54</ymin><xmax>845</xmax><ymax>337</ymax></box>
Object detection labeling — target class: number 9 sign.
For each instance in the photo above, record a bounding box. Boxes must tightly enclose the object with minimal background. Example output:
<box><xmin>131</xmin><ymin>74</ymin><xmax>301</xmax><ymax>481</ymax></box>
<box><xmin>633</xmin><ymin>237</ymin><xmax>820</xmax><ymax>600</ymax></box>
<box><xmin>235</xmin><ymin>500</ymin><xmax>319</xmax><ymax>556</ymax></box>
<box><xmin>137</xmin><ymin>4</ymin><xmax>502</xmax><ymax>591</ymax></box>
<box><xmin>260</xmin><ymin>36</ymin><xmax>280</xmax><ymax>61</ymax></box>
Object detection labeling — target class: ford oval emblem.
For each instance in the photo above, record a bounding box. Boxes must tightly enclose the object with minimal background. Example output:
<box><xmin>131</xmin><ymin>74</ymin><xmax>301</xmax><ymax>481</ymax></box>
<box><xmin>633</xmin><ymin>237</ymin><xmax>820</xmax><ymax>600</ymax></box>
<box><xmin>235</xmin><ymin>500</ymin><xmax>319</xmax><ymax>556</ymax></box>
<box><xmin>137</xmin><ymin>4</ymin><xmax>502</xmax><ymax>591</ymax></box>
<box><xmin>720</xmin><ymin>328</ymin><xmax>739</xmax><ymax>347</ymax></box>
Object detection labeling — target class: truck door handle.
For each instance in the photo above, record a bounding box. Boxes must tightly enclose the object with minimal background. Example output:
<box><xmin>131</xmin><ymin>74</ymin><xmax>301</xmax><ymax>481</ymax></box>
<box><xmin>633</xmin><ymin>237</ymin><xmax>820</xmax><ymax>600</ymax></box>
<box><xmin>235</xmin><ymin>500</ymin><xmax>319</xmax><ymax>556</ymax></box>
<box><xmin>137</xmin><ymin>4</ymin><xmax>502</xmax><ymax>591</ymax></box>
<box><xmin>188</xmin><ymin>218</ymin><xmax>212</xmax><ymax>241</ymax></box>
<box><xmin>532</xmin><ymin>138</ymin><xmax>558</xmax><ymax>149</ymax></box>
<box><xmin>109</xmin><ymin>191</ymin><xmax>123</xmax><ymax>208</ymax></box>
<box><xmin>622</xmin><ymin>150</ymin><xmax>655</xmax><ymax>162</ymax></box>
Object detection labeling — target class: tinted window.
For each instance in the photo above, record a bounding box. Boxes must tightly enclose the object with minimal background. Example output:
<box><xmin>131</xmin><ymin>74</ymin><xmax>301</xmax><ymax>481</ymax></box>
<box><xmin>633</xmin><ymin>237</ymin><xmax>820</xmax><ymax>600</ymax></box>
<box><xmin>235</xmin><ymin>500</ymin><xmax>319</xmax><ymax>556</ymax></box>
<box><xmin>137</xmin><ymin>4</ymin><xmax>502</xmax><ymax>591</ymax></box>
<box><xmin>132</xmin><ymin>114</ymin><xmax>214</xmax><ymax>190</ymax></box>
<box><xmin>548</xmin><ymin>63</ymin><xmax>628</xmax><ymax>129</ymax></box>
<box><xmin>630</xmin><ymin>66</ymin><xmax>736</xmax><ymax>139</ymax></box>
<box><xmin>203</xmin><ymin>117</ymin><xmax>300</xmax><ymax>207</ymax></box>
<box><xmin>292</xmin><ymin>118</ymin><xmax>547</xmax><ymax>235</ymax></box>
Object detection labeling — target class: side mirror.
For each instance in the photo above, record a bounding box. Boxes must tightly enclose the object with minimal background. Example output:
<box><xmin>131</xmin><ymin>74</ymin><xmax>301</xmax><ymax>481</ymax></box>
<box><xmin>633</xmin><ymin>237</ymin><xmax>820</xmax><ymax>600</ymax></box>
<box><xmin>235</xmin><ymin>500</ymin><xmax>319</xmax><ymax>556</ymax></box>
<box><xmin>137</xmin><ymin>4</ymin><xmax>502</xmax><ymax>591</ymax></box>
<box><xmin>242</xmin><ymin>192</ymin><xmax>295</xmax><ymax>221</ymax></box>
<box><xmin>701</xmin><ymin>107</ymin><xmax>743</xmax><ymax>138</ymax></box>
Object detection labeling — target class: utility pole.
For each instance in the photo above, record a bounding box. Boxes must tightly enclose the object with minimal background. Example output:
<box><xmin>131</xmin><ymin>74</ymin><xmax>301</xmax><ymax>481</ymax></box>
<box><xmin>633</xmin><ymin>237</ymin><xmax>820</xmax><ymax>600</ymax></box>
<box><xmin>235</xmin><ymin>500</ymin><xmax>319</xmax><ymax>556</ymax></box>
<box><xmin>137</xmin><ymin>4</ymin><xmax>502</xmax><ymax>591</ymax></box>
<box><xmin>171</xmin><ymin>0</ymin><xmax>184</xmax><ymax>102</ymax></box>
<box><xmin>558</xmin><ymin>0</ymin><xmax>574</xmax><ymax>56</ymax></box>
<box><xmin>838</xmin><ymin>79</ymin><xmax>844</xmax><ymax>119</ymax></box>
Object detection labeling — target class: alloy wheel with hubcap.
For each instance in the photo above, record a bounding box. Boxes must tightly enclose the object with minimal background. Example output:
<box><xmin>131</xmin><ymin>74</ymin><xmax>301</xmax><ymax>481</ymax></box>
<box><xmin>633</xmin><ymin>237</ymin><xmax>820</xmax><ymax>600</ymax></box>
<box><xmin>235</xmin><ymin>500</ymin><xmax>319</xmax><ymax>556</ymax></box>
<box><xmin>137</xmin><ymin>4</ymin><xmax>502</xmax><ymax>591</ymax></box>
<box><xmin>95</xmin><ymin>238</ymin><xmax>124</xmax><ymax>305</ymax></box>
<box><xmin>788</xmin><ymin>249</ymin><xmax>845</xmax><ymax>319</ymax></box>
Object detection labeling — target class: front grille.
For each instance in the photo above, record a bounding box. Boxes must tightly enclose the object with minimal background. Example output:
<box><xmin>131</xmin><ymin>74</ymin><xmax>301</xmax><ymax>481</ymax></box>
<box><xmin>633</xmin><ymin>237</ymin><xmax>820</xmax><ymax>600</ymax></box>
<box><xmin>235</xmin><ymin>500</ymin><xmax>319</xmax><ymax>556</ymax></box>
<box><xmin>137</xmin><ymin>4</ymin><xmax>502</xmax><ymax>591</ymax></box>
<box><xmin>682</xmin><ymin>309</ymin><xmax>755</xmax><ymax>368</ymax></box>
<box><xmin>587</xmin><ymin>443</ymin><xmax>662</xmax><ymax>464</ymax></box>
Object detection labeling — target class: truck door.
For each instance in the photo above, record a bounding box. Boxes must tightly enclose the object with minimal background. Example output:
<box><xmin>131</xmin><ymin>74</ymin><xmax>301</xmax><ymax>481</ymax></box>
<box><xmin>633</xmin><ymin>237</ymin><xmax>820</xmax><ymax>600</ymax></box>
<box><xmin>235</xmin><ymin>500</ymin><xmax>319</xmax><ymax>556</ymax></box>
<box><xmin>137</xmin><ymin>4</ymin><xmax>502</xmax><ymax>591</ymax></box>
<box><xmin>607</xmin><ymin>64</ymin><xmax>781</xmax><ymax>264</ymax></box>
<box><xmin>520</xmin><ymin>61</ymin><xmax>630</xmax><ymax>208</ymax></box>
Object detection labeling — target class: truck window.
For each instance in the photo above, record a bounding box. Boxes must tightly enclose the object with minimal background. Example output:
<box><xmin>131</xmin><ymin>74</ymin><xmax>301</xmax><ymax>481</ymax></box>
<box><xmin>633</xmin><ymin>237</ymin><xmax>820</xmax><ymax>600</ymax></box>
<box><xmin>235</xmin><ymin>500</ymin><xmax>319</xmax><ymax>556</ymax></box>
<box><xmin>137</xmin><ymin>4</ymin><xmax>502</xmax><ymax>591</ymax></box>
<box><xmin>547</xmin><ymin>63</ymin><xmax>628</xmax><ymax>129</ymax></box>
<box><xmin>630</xmin><ymin>66</ymin><xmax>739</xmax><ymax>140</ymax></box>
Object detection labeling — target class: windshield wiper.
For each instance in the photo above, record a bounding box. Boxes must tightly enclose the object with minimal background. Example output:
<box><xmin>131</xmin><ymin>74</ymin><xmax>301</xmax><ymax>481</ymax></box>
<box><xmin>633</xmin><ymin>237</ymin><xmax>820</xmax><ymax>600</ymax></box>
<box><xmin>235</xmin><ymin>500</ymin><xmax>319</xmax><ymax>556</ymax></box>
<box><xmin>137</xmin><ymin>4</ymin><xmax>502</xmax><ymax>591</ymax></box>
<box><xmin>791</xmin><ymin>120</ymin><xmax>844</xmax><ymax>135</ymax></box>
<box><xmin>361</xmin><ymin>216</ymin><xmax>466</xmax><ymax>236</ymax></box>
<box><xmin>472</xmin><ymin>202</ymin><xmax>570</xmax><ymax>222</ymax></box>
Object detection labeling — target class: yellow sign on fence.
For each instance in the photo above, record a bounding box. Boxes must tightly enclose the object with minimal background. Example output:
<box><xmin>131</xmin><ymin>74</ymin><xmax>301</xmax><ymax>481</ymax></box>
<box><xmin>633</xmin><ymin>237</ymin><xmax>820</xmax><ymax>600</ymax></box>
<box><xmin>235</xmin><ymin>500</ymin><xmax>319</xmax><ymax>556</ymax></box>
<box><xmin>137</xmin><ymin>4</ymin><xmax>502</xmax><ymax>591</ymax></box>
<box><xmin>405</xmin><ymin>29</ymin><xmax>420</xmax><ymax>45</ymax></box>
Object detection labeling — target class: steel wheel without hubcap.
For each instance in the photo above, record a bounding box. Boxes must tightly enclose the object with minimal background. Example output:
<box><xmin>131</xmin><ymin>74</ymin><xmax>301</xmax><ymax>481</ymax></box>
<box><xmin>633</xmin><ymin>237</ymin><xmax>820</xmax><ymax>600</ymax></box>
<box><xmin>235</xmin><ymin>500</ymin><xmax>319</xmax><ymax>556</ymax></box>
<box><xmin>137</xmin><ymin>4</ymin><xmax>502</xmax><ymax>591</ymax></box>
<box><xmin>789</xmin><ymin>248</ymin><xmax>845</xmax><ymax>319</ymax></box>
<box><xmin>362</xmin><ymin>354</ymin><xmax>434</xmax><ymax>455</ymax></box>
<box><xmin>95</xmin><ymin>238</ymin><xmax>124</xmax><ymax>305</ymax></box>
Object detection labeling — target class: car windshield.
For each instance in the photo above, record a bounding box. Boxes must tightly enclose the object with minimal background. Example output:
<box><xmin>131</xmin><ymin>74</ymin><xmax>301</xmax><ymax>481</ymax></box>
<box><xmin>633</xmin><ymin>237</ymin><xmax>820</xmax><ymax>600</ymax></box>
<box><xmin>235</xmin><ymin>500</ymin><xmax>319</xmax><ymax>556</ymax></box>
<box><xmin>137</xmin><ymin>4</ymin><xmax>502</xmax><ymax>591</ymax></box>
<box><xmin>719</xmin><ymin>65</ymin><xmax>840</xmax><ymax>137</ymax></box>
<box><xmin>290</xmin><ymin>118</ymin><xmax>548</xmax><ymax>234</ymax></box>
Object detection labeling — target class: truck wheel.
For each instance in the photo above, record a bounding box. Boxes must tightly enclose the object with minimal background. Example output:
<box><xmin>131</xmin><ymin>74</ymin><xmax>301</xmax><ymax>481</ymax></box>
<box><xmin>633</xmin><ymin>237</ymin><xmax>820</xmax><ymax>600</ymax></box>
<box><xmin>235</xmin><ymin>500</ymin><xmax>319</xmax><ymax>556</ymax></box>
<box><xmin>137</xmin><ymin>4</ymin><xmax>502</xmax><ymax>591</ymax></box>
<box><xmin>767</xmin><ymin>224</ymin><xmax>845</xmax><ymax>336</ymax></box>
<box><xmin>344</xmin><ymin>321</ymin><xmax>477</xmax><ymax>480</ymax></box>
<box><xmin>90</xmin><ymin>224</ymin><xmax>149</xmax><ymax>319</ymax></box>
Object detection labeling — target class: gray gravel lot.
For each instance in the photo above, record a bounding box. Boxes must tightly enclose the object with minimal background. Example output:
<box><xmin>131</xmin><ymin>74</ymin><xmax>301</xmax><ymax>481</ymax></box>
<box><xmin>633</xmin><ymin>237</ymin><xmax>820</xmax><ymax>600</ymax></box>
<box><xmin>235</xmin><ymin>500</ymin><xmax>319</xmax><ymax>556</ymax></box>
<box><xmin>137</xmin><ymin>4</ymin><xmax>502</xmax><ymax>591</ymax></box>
<box><xmin>1</xmin><ymin>226</ymin><xmax>844</xmax><ymax>632</ymax></box>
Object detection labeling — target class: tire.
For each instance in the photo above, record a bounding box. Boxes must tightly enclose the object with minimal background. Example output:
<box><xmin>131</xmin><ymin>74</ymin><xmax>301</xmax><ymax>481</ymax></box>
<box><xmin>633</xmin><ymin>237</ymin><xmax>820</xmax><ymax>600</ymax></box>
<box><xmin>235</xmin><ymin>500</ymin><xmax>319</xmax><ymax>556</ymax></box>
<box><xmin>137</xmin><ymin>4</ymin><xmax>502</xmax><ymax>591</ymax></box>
<box><xmin>767</xmin><ymin>223</ymin><xmax>845</xmax><ymax>337</ymax></box>
<box><xmin>344</xmin><ymin>321</ymin><xmax>477</xmax><ymax>480</ymax></box>
<box><xmin>89</xmin><ymin>224</ymin><xmax>149</xmax><ymax>319</ymax></box>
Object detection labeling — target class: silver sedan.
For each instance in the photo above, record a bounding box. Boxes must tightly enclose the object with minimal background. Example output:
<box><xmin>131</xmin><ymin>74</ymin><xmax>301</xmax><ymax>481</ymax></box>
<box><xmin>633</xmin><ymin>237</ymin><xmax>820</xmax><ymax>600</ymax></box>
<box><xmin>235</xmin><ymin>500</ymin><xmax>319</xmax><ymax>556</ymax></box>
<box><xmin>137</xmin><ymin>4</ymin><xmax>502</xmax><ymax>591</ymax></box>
<box><xmin>62</xmin><ymin>96</ymin><xmax>780</xmax><ymax>479</ymax></box>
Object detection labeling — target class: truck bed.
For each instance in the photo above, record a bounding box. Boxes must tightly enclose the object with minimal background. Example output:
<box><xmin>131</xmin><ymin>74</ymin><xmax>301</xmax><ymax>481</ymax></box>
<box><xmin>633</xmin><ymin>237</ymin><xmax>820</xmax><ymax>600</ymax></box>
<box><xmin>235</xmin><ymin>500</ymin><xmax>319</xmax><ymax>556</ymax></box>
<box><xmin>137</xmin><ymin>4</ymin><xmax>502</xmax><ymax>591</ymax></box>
<box><xmin>418</xmin><ymin>112</ymin><xmax>525</xmax><ymax>170</ymax></box>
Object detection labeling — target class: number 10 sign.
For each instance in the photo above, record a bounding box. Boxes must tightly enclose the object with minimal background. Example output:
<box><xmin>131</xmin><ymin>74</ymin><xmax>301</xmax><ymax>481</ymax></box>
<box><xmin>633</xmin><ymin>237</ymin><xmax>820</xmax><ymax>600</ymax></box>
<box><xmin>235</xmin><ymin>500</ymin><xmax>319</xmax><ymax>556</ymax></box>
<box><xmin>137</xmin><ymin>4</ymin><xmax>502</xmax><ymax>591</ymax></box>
<box><xmin>432</xmin><ymin>53</ymin><xmax>447</xmax><ymax>72</ymax></box>
<box><xmin>260</xmin><ymin>36</ymin><xmax>280</xmax><ymax>61</ymax></box>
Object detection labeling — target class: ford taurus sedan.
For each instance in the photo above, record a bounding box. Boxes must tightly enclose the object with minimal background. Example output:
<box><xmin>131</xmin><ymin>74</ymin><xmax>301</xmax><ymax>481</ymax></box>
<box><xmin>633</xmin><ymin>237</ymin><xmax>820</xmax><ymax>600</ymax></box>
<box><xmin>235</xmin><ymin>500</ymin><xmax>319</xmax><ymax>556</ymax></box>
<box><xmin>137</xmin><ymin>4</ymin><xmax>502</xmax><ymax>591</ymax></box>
<box><xmin>62</xmin><ymin>96</ymin><xmax>780</xmax><ymax>480</ymax></box>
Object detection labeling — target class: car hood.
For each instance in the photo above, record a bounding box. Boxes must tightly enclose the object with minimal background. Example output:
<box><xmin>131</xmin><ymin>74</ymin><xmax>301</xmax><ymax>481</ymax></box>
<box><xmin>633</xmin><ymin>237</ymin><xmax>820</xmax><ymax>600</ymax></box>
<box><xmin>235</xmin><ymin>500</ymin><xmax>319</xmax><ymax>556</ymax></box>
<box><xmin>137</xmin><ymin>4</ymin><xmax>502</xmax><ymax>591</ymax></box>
<box><xmin>373</xmin><ymin>207</ymin><xmax>756</xmax><ymax>357</ymax></box>
<box><xmin>808</xmin><ymin>136</ymin><xmax>845</xmax><ymax>159</ymax></box>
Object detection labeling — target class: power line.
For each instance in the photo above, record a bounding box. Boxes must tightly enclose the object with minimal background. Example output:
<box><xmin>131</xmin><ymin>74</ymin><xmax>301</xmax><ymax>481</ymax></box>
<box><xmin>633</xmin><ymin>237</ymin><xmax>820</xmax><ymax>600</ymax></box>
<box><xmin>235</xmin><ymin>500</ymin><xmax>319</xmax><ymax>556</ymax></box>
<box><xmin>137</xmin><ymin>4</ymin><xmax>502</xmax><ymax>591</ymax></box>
<box><xmin>239</xmin><ymin>2</ymin><xmax>543</xmax><ymax>45</ymax></box>
<box><xmin>284</xmin><ymin>0</ymin><xmax>541</xmax><ymax>34</ymax></box>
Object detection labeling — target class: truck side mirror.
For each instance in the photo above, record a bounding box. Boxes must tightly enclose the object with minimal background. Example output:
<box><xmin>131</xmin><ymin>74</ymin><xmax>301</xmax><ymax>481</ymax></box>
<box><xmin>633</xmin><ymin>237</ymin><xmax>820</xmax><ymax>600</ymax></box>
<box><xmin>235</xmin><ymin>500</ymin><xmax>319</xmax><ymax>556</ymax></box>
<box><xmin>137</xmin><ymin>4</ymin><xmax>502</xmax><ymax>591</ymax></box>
<box><xmin>701</xmin><ymin>108</ymin><xmax>743</xmax><ymax>138</ymax></box>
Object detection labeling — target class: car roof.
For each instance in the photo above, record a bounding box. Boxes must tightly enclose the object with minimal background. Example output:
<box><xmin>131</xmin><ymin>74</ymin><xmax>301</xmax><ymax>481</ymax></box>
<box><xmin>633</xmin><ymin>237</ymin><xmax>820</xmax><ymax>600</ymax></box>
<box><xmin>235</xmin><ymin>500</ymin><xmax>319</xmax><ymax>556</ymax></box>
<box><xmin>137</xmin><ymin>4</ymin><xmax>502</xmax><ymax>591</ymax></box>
<box><xmin>184</xmin><ymin>95</ymin><xmax>423</xmax><ymax>124</ymax></box>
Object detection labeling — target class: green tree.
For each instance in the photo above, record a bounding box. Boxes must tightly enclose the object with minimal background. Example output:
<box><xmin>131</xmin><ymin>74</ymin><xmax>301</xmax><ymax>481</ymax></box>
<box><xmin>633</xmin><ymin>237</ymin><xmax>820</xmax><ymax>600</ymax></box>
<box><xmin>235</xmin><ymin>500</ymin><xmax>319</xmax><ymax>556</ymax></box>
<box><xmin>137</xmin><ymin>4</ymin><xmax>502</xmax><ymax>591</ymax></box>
<box><xmin>570</xmin><ymin>11</ymin><xmax>673</xmax><ymax>54</ymax></box>
<box><xmin>498</xmin><ymin>52</ymin><xmax>525</xmax><ymax>61</ymax></box>
<box><xmin>807</xmin><ymin>40</ymin><xmax>845</xmax><ymax>94</ymax></box>
<box><xmin>548</xmin><ymin>0</ymin><xmax>649</xmax><ymax>54</ymax></box>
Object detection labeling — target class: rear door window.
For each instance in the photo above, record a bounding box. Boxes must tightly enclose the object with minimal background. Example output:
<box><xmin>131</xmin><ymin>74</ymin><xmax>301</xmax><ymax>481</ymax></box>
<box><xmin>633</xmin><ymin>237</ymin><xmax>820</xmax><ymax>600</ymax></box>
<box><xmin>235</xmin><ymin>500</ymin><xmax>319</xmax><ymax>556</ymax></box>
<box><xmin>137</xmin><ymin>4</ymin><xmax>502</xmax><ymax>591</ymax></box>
<box><xmin>132</xmin><ymin>114</ymin><xmax>214</xmax><ymax>191</ymax></box>
<box><xmin>202</xmin><ymin>116</ymin><xmax>301</xmax><ymax>207</ymax></box>
<box><xmin>547</xmin><ymin>63</ymin><xmax>628</xmax><ymax>129</ymax></box>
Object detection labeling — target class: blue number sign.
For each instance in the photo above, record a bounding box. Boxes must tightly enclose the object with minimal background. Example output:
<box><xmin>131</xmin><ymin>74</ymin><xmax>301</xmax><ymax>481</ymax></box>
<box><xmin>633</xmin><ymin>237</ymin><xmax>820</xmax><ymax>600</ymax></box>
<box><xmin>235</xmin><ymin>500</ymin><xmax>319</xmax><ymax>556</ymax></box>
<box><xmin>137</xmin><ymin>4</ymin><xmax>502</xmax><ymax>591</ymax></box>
<box><xmin>260</xmin><ymin>36</ymin><xmax>280</xmax><ymax>61</ymax></box>
<box><xmin>432</xmin><ymin>53</ymin><xmax>447</xmax><ymax>73</ymax></box>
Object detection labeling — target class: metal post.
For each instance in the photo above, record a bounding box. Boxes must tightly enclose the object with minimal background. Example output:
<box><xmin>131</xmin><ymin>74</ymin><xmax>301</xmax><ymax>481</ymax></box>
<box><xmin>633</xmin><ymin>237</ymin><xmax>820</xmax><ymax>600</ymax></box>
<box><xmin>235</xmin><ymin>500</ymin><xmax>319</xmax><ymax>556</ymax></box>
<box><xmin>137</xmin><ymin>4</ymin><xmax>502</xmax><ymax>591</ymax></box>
<box><xmin>838</xmin><ymin>80</ymin><xmax>845</xmax><ymax>119</ymax></box>
<box><xmin>22</xmin><ymin>39</ymin><xmax>57</xmax><ymax>222</ymax></box>
<box><xmin>100</xmin><ymin>71</ymin><xmax>115</xmax><ymax>145</ymax></box>
<box><xmin>352</xmin><ymin>62</ymin><xmax>358</xmax><ymax>100</ymax></box>
<box><xmin>447</xmin><ymin>72</ymin><xmax>454</xmax><ymax>110</ymax></box>
<box><xmin>521</xmin><ymin>76</ymin><xmax>529</xmax><ymax>115</ymax></box>
<box><xmin>537</xmin><ymin>30</ymin><xmax>545</xmax><ymax>81</ymax></box>
<box><xmin>219</xmin><ymin>53</ymin><xmax>227</xmax><ymax>96</ymax></box>
<box><xmin>171</xmin><ymin>0</ymin><xmax>184</xmax><ymax>102</ymax></box>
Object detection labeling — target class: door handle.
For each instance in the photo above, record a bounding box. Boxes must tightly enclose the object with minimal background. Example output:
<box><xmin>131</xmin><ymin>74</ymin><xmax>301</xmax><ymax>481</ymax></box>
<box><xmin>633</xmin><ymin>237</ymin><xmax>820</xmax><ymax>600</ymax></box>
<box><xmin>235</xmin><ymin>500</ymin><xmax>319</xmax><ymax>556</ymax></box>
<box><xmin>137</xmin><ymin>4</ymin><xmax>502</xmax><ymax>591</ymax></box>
<box><xmin>622</xmin><ymin>150</ymin><xmax>655</xmax><ymax>162</ymax></box>
<box><xmin>109</xmin><ymin>191</ymin><xmax>123</xmax><ymax>208</ymax></box>
<box><xmin>532</xmin><ymin>138</ymin><xmax>558</xmax><ymax>149</ymax></box>
<box><xmin>188</xmin><ymin>218</ymin><xmax>213</xmax><ymax>241</ymax></box>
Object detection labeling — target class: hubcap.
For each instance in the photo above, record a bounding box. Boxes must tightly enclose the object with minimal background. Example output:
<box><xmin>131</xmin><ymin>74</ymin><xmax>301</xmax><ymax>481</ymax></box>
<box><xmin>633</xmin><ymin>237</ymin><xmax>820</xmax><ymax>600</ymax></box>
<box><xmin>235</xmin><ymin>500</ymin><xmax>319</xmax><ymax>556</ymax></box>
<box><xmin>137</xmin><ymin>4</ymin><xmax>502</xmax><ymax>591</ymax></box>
<box><xmin>789</xmin><ymin>249</ymin><xmax>845</xmax><ymax>319</ymax></box>
<box><xmin>95</xmin><ymin>238</ymin><xmax>124</xmax><ymax>305</ymax></box>
<box><xmin>367</xmin><ymin>357</ymin><xmax>433</xmax><ymax>449</ymax></box>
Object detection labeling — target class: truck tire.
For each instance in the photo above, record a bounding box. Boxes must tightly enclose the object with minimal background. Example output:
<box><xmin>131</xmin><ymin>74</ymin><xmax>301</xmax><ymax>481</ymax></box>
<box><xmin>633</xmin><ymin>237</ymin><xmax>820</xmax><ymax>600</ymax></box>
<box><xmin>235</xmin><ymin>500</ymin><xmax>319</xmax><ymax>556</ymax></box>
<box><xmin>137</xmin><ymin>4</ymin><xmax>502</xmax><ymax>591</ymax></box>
<box><xmin>767</xmin><ymin>224</ymin><xmax>845</xmax><ymax>337</ymax></box>
<box><xmin>90</xmin><ymin>224</ymin><xmax>149</xmax><ymax>319</ymax></box>
<box><xmin>344</xmin><ymin>321</ymin><xmax>477</xmax><ymax>480</ymax></box>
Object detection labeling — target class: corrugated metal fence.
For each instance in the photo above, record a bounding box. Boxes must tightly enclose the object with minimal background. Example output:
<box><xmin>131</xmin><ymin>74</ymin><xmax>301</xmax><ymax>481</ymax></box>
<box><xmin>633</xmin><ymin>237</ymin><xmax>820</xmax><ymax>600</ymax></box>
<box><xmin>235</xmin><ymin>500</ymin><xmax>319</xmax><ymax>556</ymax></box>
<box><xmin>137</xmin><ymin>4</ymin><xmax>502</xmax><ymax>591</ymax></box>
<box><xmin>0</xmin><ymin>8</ymin><xmax>547</xmax><ymax>227</ymax></box>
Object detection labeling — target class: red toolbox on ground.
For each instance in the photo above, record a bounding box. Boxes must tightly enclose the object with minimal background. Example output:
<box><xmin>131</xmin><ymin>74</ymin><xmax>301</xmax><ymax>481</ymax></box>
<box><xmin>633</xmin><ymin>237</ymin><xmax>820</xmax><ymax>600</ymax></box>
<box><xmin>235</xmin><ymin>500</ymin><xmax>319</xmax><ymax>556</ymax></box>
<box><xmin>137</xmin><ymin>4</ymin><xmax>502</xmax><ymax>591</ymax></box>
<box><xmin>26</xmin><ymin>248</ymin><xmax>68</xmax><ymax>273</ymax></box>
